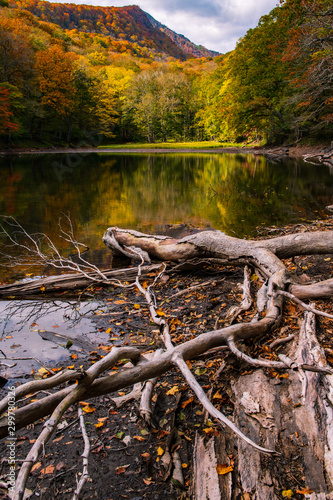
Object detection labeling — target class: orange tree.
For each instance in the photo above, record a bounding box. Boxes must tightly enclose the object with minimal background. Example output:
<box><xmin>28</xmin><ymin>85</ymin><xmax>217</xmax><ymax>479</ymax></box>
<box><xmin>36</xmin><ymin>44</ymin><xmax>78</xmax><ymax>143</ymax></box>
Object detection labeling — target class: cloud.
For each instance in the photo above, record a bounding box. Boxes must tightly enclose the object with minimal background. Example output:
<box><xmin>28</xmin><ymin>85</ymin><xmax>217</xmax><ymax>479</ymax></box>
<box><xmin>53</xmin><ymin>0</ymin><xmax>280</xmax><ymax>53</ymax></box>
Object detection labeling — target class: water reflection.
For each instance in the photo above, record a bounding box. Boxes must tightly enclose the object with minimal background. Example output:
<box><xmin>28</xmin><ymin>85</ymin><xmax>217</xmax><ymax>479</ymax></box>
<box><xmin>0</xmin><ymin>299</ymin><xmax>108</xmax><ymax>377</ymax></box>
<box><xmin>0</xmin><ymin>152</ymin><xmax>332</xmax><ymax>278</ymax></box>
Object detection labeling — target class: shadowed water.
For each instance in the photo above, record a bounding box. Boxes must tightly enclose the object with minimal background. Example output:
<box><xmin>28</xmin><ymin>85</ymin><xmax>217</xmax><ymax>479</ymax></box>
<box><xmin>1</xmin><ymin>151</ymin><xmax>333</xmax><ymax>376</ymax></box>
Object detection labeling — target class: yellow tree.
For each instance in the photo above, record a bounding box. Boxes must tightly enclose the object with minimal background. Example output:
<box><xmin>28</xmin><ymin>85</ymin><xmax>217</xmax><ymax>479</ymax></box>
<box><xmin>95</xmin><ymin>65</ymin><xmax>134</xmax><ymax>138</ymax></box>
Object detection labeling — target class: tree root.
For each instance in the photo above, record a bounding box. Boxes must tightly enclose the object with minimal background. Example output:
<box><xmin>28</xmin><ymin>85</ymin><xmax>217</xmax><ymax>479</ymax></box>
<box><xmin>1</xmin><ymin>225</ymin><xmax>333</xmax><ymax>498</ymax></box>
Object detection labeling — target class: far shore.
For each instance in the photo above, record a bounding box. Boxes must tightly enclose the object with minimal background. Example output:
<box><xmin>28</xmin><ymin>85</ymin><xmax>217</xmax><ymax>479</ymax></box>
<box><xmin>0</xmin><ymin>144</ymin><xmax>328</xmax><ymax>158</ymax></box>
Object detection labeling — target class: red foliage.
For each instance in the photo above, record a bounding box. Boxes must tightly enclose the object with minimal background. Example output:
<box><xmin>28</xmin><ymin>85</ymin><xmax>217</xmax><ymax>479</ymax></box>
<box><xmin>0</xmin><ymin>87</ymin><xmax>19</xmax><ymax>134</ymax></box>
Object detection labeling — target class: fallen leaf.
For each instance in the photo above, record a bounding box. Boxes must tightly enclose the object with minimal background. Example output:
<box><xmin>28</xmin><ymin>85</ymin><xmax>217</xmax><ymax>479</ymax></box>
<box><xmin>105</xmin><ymin>328</ymin><xmax>112</xmax><ymax>334</ymax></box>
<box><xmin>157</xmin><ymin>446</ymin><xmax>164</xmax><ymax>456</ymax></box>
<box><xmin>71</xmin><ymin>353</ymin><xmax>78</xmax><ymax>360</ymax></box>
<box><xmin>216</xmin><ymin>463</ymin><xmax>233</xmax><ymax>475</ymax></box>
<box><xmin>213</xmin><ymin>391</ymin><xmax>223</xmax><ymax>399</ymax></box>
<box><xmin>143</xmin><ymin>478</ymin><xmax>154</xmax><ymax>485</ymax></box>
<box><xmin>134</xmin><ymin>304</ymin><xmax>141</xmax><ymax>310</ymax></box>
<box><xmin>95</xmin><ymin>422</ymin><xmax>104</xmax><ymax>428</ymax></box>
<box><xmin>282</xmin><ymin>490</ymin><xmax>293</xmax><ymax>498</ymax></box>
<box><xmin>116</xmin><ymin>465</ymin><xmax>130</xmax><ymax>474</ymax></box>
<box><xmin>114</xmin><ymin>300</ymin><xmax>126</xmax><ymax>305</ymax></box>
<box><xmin>100</xmin><ymin>345</ymin><xmax>112</xmax><ymax>352</ymax></box>
<box><xmin>296</xmin><ymin>487</ymin><xmax>314</xmax><ymax>495</ymax></box>
<box><xmin>133</xmin><ymin>435</ymin><xmax>146</xmax><ymax>442</ymax></box>
<box><xmin>82</xmin><ymin>406</ymin><xmax>96</xmax><ymax>413</ymax></box>
<box><xmin>166</xmin><ymin>385</ymin><xmax>179</xmax><ymax>396</ymax></box>
<box><xmin>203</xmin><ymin>427</ymin><xmax>214</xmax><ymax>435</ymax></box>
<box><xmin>52</xmin><ymin>436</ymin><xmax>64</xmax><ymax>443</ymax></box>
<box><xmin>38</xmin><ymin>367</ymin><xmax>49</xmax><ymax>376</ymax></box>
<box><xmin>156</xmin><ymin>309</ymin><xmax>166</xmax><ymax>316</ymax></box>
<box><xmin>141</xmin><ymin>452</ymin><xmax>150</xmax><ymax>459</ymax></box>
<box><xmin>181</xmin><ymin>396</ymin><xmax>194</xmax><ymax>409</ymax></box>
<box><xmin>40</xmin><ymin>464</ymin><xmax>55</xmax><ymax>475</ymax></box>
<box><xmin>31</xmin><ymin>462</ymin><xmax>41</xmax><ymax>472</ymax></box>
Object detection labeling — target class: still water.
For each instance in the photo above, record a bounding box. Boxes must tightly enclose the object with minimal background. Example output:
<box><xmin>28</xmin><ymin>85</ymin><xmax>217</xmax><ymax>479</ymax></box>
<box><xmin>1</xmin><ymin>152</ymin><xmax>333</xmax><ymax>278</ymax></box>
<box><xmin>1</xmin><ymin>151</ymin><xmax>333</xmax><ymax>376</ymax></box>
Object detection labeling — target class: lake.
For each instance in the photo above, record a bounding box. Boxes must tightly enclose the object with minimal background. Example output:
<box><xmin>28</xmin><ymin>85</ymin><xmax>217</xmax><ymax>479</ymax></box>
<box><xmin>1</xmin><ymin>151</ymin><xmax>333</xmax><ymax>281</ymax></box>
<box><xmin>0</xmin><ymin>150</ymin><xmax>333</xmax><ymax>376</ymax></box>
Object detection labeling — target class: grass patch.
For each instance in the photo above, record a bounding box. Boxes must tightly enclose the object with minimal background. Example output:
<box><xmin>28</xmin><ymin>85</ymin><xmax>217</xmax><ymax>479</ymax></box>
<box><xmin>98</xmin><ymin>141</ymin><xmax>245</xmax><ymax>150</ymax></box>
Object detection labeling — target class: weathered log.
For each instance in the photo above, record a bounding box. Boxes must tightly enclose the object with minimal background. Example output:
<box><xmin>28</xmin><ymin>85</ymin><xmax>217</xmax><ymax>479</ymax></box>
<box><xmin>103</xmin><ymin>227</ymin><xmax>333</xmax><ymax>263</ymax></box>
<box><xmin>0</xmin><ymin>264</ymin><xmax>162</xmax><ymax>297</ymax></box>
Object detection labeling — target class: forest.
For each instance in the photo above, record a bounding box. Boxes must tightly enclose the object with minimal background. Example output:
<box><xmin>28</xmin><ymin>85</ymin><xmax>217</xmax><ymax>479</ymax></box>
<box><xmin>0</xmin><ymin>0</ymin><xmax>332</xmax><ymax>146</ymax></box>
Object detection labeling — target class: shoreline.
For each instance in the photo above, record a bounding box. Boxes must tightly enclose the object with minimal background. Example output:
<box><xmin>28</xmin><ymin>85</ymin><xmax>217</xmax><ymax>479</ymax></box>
<box><xmin>0</xmin><ymin>144</ymin><xmax>328</xmax><ymax>158</ymax></box>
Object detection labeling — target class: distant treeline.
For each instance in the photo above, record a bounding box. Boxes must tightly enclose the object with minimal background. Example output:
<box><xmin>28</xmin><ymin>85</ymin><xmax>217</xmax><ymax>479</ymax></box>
<box><xmin>0</xmin><ymin>0</ymin><xmax>332</xmax><ymax>146</ymax></box>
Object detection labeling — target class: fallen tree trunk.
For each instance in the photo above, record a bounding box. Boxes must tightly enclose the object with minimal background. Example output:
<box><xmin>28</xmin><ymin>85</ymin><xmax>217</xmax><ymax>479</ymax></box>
<box><xmin>0</xmin><ymin>264</ymin><xmax>162</xmax><ymax>297</ymax></box>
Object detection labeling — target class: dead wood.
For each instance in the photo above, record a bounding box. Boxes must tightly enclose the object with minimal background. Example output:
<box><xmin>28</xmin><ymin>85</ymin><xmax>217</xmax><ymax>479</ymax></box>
<box><xmin>1</xmin><ymin>226</ymin><xmax>333</xmax><ymax>498</ymax></box>
<box><xmin>0</xmin><ymin>264</ymin><xmax>162</xmax><ymax>297</ymax></box>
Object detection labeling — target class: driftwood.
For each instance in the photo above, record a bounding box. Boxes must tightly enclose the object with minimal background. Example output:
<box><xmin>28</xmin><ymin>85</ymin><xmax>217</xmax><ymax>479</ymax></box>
<box><xmin>0</xmin><ymin>264</ymin><xmax>162</xmax><ymax>297</ymax></box>
<box><xmin>1</xmin><ymin>226</ymin><xmax>333</xmax><ymax>499</ymax></box>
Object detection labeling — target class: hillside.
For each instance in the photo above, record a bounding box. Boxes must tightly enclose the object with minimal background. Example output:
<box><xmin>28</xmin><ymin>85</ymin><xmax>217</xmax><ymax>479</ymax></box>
<box><xmin>8</xmin><ymin>0</ymin><xmax>219</xmax><ymax>60</ymax></box>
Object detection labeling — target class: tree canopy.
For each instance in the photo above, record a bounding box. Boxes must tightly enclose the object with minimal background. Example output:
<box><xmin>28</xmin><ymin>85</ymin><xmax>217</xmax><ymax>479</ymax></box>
<box><xmin>0</xmin><ymin>0</ymin><xmax>331</xmax><ymax>145</ymax></box>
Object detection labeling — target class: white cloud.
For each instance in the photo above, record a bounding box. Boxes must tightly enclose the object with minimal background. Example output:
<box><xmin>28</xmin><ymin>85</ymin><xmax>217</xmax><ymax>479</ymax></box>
<box><xmin>50</xmin><ymin>0</ymin><xmax>280</xmax><ymax>53</ymax></box>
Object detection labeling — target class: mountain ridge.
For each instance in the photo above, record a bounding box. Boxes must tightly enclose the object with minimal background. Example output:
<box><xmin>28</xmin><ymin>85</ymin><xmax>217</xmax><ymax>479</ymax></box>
<box><xmin>144</xmin><ymin>11</ymin><xmax>220</xmax><ymax>59</ymax></box>
<box><xmin>8</xmin><ymin>0</ymin><xmax>221</xmax><ymax>59</ymax></box>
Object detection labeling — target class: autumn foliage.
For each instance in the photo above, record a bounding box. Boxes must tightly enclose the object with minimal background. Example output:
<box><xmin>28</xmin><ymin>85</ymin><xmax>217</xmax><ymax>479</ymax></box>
<box><xmin>0</xmin><ymin>0</ymin><xmax>331</xmax><ymax>145</ymax></box>
<box><xmin>0</xmin><ymin>87</ymin><xmax>18</xmax><ymax>134</ymax></box>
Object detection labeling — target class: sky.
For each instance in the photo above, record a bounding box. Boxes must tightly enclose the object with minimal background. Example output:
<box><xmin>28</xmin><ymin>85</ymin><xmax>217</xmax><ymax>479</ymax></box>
<box><xmin>53</xmin><ymin>0</ymin><xmax>280</xmax><ymax>53</ymax></box>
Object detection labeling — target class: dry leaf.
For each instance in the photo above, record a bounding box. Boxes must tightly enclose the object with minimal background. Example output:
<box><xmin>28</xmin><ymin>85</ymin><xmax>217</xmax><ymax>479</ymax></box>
<box><xmin>181</xmin><ymin>396</ymin><xmax>194</xmax><ymax>408</ymax></box>
<box><xmin>143</xmin><ymin>478</ymin><xmax>154</xmax><ymax>485</ymax></box>
<box><xmin>38</xmin><ymin>367</ymin><xmax>49</xmax><ymax>376</ymax></box>
<box><xmin>105</xmin><ymin>328</ymin><xmax>112</xmax><ymax>334</ymax></box>
<box><xmin>157</xmin><ymin>446</ymin><xmax>164</xmax><ymax>456</ymax></box>
<box><xmin>156</xmin><ymin>309</ymin><xmax>166</xmax><ymax>316</ymax></box>
<box><xmin>100</xmin><ymin>345</ymin><xmax>112</xmax><ymax>351</ymax></box>
<box><xmin>52</xmin><ymin>436</ymin><xmax>64</xmax><ymax>443</ymax></box>
<box><xmin>116</xmin><ymin>465</ymin><xmax>130</xmax><ymax>474</ymax></box>
<box><xmin>296</xmin><ymin>487</ymin><xmax>314</xmax><ymax>495</ymax></box>
<box><xmin>282</xmin><ymin>491</ymin><xmax>293</xmax><ymax>498</ymax></box>
<box><xmin>40</xmin><ymin>464</ymin><xmax>55</xmax><ymax>475</ymax></box>
<box><xmin>166</xmin><ymin>385</ymin><xmax>179</xmax><ymax>396</ymax></box>
<box><xmin>216</xmin><ymin>463</ymin><xmax>234</xmax><ymax>475</ymax></box>
<box><xmin>31</xmin><ymin>462</ymin><xmax>41</xmax><ymax>472</ymax></box>
<box><xmin>203</xmin><ymin>427</ymin><xmax>214</xmax><ymax>435</ymax></box>
<box><xmin>134</xmin><ymin>304</ymin><xmax>141</xmax><ymax>310</ymax></box>
<box><xmin>94</xmin><ymin>422</ymin><xmax>104</xmax><ymax>428</ymax></box>
<box><xmin>213</xmin><ymin>391</ymin><xmax>223</xmax><ymax>399</ymax></box>
<box><xmin>71</xmin><ymin>353</ymin><xmax>78</xmax><ymax>359</ymax></box>
<box><xmin>133</xmin><ymin>435</ymin><xmax>146</xmax><ymax>442</ymax></box>
<box><xmin>82</xmin><ymin>406</ymin><xmax>96</xmax><ymax>413</ymax></box>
